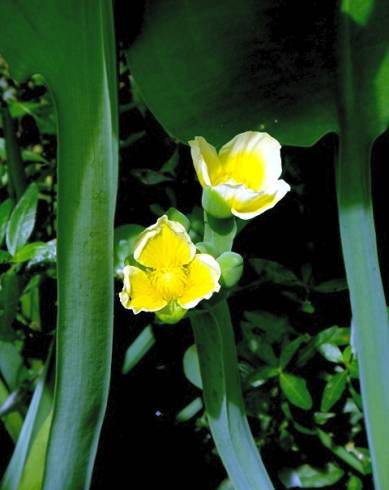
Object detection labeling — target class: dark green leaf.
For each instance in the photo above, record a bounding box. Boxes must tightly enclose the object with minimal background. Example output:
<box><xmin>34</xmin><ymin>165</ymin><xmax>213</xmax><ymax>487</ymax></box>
<box><xmin>246</xmin><ymin>366</ymin><xmax>279</xmax><ymax>388</ymax></box>
<box><xmin>250</xmin><ymin>259</ymin><xmax>301</xmax><ymax>287</ymax></box>
<box><xmin>320</xmin><ymin>370</ymin><xmax>348</xmax><ymax>412</ymax></box>
<box><xmin>280</xmin><ymin>335</ymin><xmax>309</xmax><ymax>369</ymax></box>
<box><xmin>313</xmin><ymin>278</ymin><xmax>348</xmax><ymax>293</ymax></box>
<box><xmin>279</xmin><ymin>373</ymin><xmax>313</xmax><ymax>410</ymax></box>
<box><xmin>0</xmin><ymin>269</ymin><xmax>23</xmax><ymax>342</ymax></box>
<box><xmin>6</xmin><ymin>183</ymin><xmax>39</xmax><ymax>255</ymax></box>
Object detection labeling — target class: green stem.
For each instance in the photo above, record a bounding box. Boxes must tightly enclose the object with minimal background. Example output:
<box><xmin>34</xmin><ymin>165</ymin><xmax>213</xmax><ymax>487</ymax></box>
<box><xmin>0</xmin><ymin>102</ymin><xmax>27</xmax><ymax>202</ymax></box>
<box><xmin>191</xmin><ymin>301</ymin><xmax>274</xmax><ymax>490</ymax></box>
<box><xmin>336</xmin><ymin>7</ymin><xmax>389</xmax><ymax>489</ymax></box>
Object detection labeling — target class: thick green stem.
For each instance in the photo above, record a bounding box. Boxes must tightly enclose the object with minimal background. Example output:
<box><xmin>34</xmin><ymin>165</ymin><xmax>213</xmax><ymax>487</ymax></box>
<box><xmin>0</xmin><ymin>102</ymin><xmax>27</xmax><ymax>202</ymax></box>
<box><xmin>191</xmin><ymin>301</ymin><xmax>274</xmax><ymax>490</ymax></box>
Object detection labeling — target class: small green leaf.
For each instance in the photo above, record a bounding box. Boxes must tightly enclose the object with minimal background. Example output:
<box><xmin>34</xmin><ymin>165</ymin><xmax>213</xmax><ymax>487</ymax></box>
<box><xmin>183</xmin><ymin>344</ymin><xmax>202</xmax><ymax>389</ymax></box>
<box><xmin>279</xmin><ymin>463</ymin><xmax>344</xmax><ymax>488</ymax></box>
<box><xmin>313</xmin><ymin>278</ymin><xmax>348</xmax><ymax>293</ymax></box>
<box><xmin>176</xmin><ymin>397</ymin><xmax>203</xmax><ymax>423</ymax></box>
<box><xmin>6</xmin><ymin>183</ymin><xmax>39</xmax><ymax>255</ymax></box>
<box><xmin>12</xmin><ymin>241</ymin><xmax>48</xmax><ymax>263</ymax></box>
<box><xmin>247</xmin><ymin>366</ymin><xmax>279</xmax><ymax>388</ymax></box>
<box><xmin>0</xmin><ymin>198</ymin><xmax>13</xmax><ymax>244</ymax></box>
<box><xmin>280</xmin><ymin>335</ymin><xmax>309</xmax><ymax>369</ymax></box>
<box><xmin>122</xmin><ymin>325</ymin><xmax>155</xmax><ymax>375</ymax></box>
<box><xmin>320</xmin><ymin>370</ymin><xmax>348</xmax><ymax>412</ymax></box>
<box><xmin>319</xmin><ymin>343</ymin><xmax>343</xmax><ymax>363</ymax></box>
<box><xmin>347</xmin><ymin>475</ymin><xmax>363</xmax><ymax>490</ymax></box>
<box><xmin>279</xmin><ymin>373</ymin><xmax>313</xmax><ymax>410</ymax></box>
<box><xmin>0</xmin><ymin>250</ymin><xmax>12</xmax><ymax>264</ymax></box>
<box><xmin>250</xmin><ymin>258</ymin><xmax>301</xmax><ymax>287</ymax></box>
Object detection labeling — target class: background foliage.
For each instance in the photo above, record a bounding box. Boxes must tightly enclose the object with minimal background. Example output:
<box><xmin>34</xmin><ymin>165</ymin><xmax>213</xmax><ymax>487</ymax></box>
<box><xmin>1</xmin><ymin>3</ymin><xmax>389</xmax><ymax>489</ymax></box>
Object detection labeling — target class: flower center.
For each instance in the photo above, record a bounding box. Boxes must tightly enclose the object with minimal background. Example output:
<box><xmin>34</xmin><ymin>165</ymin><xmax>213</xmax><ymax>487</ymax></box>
<box><xmin>150</xmin><ymin>267</ymin><xmax>187</xmax><ymax>301</ymax></box>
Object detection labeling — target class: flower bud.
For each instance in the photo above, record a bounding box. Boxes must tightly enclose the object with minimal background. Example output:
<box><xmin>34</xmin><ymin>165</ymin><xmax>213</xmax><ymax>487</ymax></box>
<box><xmin>217</xmin><ymin>251</ymin><xmax>243</xmax><ymax>288</ymax></box>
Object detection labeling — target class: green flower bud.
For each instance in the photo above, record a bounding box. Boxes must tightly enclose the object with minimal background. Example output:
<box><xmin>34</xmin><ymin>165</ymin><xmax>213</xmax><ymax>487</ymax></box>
<box><xmin>156</xmin><ymin>301</ymin><xmax>187</xmax><ymax>324</ymax></box>
<box><xmin>217</xmin><ymin>251</ymin><xmax>244</xmax><ymax>288</ymax></box>
<box><xmin>195</xmin><ymin>241</ymin><xmax>218</xmax><ymax>257</ymax></box>
<box><xmin>202</xmin><ymin>186</ymin><xmax>232</xmax><ymax>219</ymax></box>
<box><xmin>166</xmin><ymin>207</ymin><xmax>191</xmax><ymax>231</ymax></box>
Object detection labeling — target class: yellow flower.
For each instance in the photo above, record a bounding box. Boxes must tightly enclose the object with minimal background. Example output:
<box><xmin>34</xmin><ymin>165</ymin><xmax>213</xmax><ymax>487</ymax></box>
<box><xmin>119</xmin><ymin>215</ymin><xmax>221</xmax><ymax>319</ymax></box>
<box><xmin>189</xmin><ymin>131</ymin><xmax>290</xmax><ymax>220</ymax></box>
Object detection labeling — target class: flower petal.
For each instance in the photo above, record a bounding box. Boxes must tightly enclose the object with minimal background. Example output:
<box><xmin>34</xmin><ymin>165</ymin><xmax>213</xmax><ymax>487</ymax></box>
<box><xmin>218</xmin><ymin>131</ymin><xmax>282</xmax><ymax>191</ymax></box>
<box><xmin>231</xmin><ymin>180</ymin><xmax>290</xmax><ymax>220</ymax></box>
<box><xmin>178</xmin><ymin>254</ymin><xmax>221</xmax><ymax>309</ymax></box>
<box><xmin>119</xmin><ymin>265</ymin><xmax>167</xmax><ymax>314</ymax></box>
<box><xmin>134</xmin><ymin>215</ymin><xmax>196</xmax><ymax>269</ymax></box>
<box><xmin>189</xmin><ymin>136</ymin><xmax>221</xmax><ymax>187</ymax></box>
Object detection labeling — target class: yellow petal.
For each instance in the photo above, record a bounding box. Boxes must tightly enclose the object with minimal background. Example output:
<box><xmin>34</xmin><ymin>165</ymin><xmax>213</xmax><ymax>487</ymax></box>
<box><xmin>230</xmin><ymin>180</ymin><xmax>290</xmax><ymax>220</ymax></box>
<box><xmin>218</xmin><ymin>131</ymin><xmax>282</xmax><ymax>191</ymax></box>
<box><xmin>189</xmin><ymin>137</ymin><xmax>221</xmax><ymax>187</ymax></box>
<box><xmin>178</xmin><ymin>254</ymin><xmax>221</xmax><ymax>309</ymax></box>
<box><xmin>119</xmin><ymin>265</ymin><xmax>167</xmax><ymax>314</ymax></box>
<box><xmin>134</xmin><ymin>215</ymin><xmax>195</xmax><ymax>269</ymax></box>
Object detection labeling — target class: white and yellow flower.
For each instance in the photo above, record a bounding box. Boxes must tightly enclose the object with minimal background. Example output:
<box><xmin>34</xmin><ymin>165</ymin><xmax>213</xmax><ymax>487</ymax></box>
<box><xmin>189</xmin><ymin>131</ymin><xmax>290</xmax><ymax>220</ymax></box>
<box><xmin>119</xmin><ymin>215</ymin><xmax>221</xmax><ymax>322</ymax></box>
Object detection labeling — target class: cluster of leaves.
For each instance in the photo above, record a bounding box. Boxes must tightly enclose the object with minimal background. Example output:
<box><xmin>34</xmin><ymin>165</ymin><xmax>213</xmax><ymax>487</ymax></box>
<box><xmin>0</xmin><ymin>48</ymin><xmax>373</xmax><ymax>490</ymax></box>
<box><xmin>0</xmin><ymin>58</ymin><xmax>57</xmax><ymax>484</ymax></box>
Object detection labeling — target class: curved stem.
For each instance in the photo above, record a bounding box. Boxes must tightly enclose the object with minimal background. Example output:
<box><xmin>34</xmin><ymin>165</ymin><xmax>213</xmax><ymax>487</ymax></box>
<box><xmin>191</xmin><ymin>301</ymin><xmax>274</xmax><ymax>490</ymax></box>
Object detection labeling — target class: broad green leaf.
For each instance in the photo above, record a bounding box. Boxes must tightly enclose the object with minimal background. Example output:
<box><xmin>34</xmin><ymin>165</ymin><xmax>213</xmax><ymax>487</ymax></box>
<box><xmin>279</xmin><ymin>463</ymin><xmax>344</xmax><ymax>488</ymax></box>
<box><xmin>183</xmin><ymin>344</ymin><xmax>202</xmax><ymax>389</ymax></box>
<box><xmin>122</xmin><ymin>325</ymin><xmax>155</xmax><ymax>374</ymax></box>
<box><xmin>191</xmin><ymin>301</ymin><xmax>273</xmax><ymax>490</ymax></box>
<box><xmin>26</xmin><ymin>239</ymin><xmax>56</xmax><ymax>268</ymax></box>
<box><xmin>279</xmin><ymin>373</ymin><xmax>313</xmax><ymax>410</ymax></box>
<box><xmin>127</xmin><ymin>0</ymin><xmax>338</xmax><ymax>147</ymax></box>
<box><xmin>6</xmin><ymin>183</ymin><xmax>38</xmax><ymax>255</ymax></box>
<box><xmin>0</xmin><ymin>250</ymin><xmax>11</xmax><ymax>264</ymax></box>
<box><xmin>0</xmin><ymin>198</ymin><xmax>13</xmax><ymax>244</ymax></box>
<box><xmin>279</xmin><ymin>335</ymin><xmax>309</xmax><ymax>369</ymax></box>
<box><xmin>320</xmin><ymin>370</ymin><xmax>348</xmax><ymax>412</ymax></box>
<box><xmin>0</xmin><ymin>2</ymin><xmax>118</xmax><ymax>489</ymax></box>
